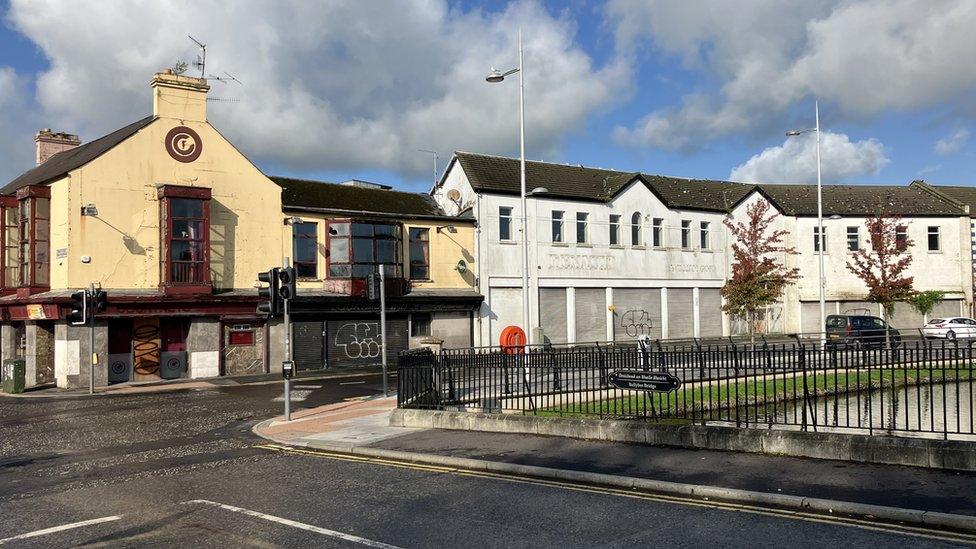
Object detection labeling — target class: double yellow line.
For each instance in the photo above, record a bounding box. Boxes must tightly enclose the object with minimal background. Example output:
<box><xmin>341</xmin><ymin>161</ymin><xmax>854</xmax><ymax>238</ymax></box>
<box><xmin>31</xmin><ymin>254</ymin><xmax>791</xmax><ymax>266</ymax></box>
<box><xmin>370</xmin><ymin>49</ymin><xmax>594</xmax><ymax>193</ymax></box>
<box><xmin>255</xmin><ymin>443</ymin><xmax>976</xmax><ymax>545</ymax></box>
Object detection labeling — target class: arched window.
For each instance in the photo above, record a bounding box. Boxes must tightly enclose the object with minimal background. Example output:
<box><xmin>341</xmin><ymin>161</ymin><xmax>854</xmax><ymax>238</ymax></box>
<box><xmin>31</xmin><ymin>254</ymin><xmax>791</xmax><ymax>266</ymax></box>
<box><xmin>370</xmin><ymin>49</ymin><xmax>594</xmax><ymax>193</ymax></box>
<box><xmin>631</xmin><ymin>212</ymin><xmax>642</xmax><ymax>246</ymax></box>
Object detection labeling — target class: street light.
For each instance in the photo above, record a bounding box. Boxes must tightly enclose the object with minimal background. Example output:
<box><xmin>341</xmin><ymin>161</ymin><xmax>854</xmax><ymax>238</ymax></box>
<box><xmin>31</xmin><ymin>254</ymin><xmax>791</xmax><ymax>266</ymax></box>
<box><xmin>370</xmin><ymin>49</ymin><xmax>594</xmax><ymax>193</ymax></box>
<box><xmin>786</xmin><ymin>100</ymin><xmax>825</xmax><ymax>344</ymax></box>
<box><xmin>486</xmin><ymin>28</ymin><xmax>532</xmax><ymax>344</ymax></box>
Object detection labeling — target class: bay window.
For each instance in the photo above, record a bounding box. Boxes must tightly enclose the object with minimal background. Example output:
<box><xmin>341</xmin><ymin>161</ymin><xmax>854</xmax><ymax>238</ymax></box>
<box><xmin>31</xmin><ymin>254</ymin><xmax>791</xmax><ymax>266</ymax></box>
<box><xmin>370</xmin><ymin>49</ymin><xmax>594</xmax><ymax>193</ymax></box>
<box><xmin>327</xmin><ymin>220</ymin><xmax>402</xmax><ymax>278</ymax></box>
<box><xmin>0</xmin><ymin>196</ymin><xmax>18</xmax><ymax>293</ymax></box>
<box><xmin>15</xmin><ymin>185</ymin><xmax>50</xmax><ymax>295</ymax></box>
<box><xmin>158</xmin><ymin>185</ymin><xmax>211</xmax><ymax>294</ymax></box>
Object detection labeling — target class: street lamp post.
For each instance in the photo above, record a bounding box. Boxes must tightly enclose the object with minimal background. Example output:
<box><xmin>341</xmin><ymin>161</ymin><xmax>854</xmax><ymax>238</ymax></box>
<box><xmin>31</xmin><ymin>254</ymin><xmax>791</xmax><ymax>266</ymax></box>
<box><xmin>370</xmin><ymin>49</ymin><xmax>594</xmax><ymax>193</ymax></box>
<box><xmin>487</xmin><ymin>29</ymin><xmax>531</xmax><ymax>344</ymax></box>
<box><xmin>787</xmin><ymin>100</ymin><xmax>826</xmax><ymax>344</ymax></box>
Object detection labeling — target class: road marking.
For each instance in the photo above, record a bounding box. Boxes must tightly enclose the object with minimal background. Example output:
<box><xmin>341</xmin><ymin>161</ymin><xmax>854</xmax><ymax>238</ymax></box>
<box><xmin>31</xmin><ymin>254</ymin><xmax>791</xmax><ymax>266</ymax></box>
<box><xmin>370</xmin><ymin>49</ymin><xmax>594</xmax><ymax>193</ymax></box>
<box><xmin>340</xmin><ymin>381</ymin><xmax>367</xmax><ymax>385</ymax></box>
<box><xmin>273</xmin><ymin>389</ymin><xmax>312</xmax><ymax>402</ymax></box>
<box><xmin>183</xmin><ymin>499</ymin><xmax>403</xmax><ymax>549</ymax></box>
<box><xmin>0</xmin><ymin>516</ymin><xmax>122</xmax><ymax>545</ymax></box>
<box><xmin>294</xmin><ymin>384</ymin><xmax>323</xmax><ymax>389</ymax></box>
<box><xmin>256</xmin><ymin>444</ymin><xmax>976</xmax><ymax>545</ymax></box>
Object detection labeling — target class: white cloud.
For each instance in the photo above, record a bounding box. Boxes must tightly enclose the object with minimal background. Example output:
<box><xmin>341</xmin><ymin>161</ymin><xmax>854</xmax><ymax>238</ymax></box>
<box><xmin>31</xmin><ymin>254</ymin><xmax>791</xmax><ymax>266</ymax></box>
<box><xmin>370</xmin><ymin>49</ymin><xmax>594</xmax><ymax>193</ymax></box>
<box><xmin>1</xmin><ymin>0</ymin><xmax>624</xmax><ymax>186</ymax></box>
<box><xmin>728</xmin><ymin>131</ymin><xmax>889</xmax><ymax>183</ymax></box>
<box><xmin>608</xmin><ymin>0</ymin><xmax>976</xmax><ymax>150</ymax></box>
<box><xmin>934</xmin><ymin>128</ymin><xmax>970</xmax><ymax>156</ymax></box>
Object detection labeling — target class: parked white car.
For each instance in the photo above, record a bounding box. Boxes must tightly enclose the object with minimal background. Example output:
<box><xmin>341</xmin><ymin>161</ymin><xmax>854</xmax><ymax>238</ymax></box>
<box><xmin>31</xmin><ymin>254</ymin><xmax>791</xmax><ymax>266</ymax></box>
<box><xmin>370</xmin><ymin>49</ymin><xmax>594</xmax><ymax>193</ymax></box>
<box><xmin>921</xmin><ymin>317</ymin><xmax>976</xmax><ymax>340</ymax></box>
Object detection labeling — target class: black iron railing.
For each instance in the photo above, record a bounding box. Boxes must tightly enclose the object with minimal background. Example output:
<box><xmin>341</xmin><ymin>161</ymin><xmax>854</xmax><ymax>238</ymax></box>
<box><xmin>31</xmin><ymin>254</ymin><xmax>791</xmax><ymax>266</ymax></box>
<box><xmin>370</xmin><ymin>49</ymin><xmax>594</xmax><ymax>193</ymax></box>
<box><xmin>397</xmin><ymin>339</ymin><xmax>976</xmax><ymax>439</ymax></box>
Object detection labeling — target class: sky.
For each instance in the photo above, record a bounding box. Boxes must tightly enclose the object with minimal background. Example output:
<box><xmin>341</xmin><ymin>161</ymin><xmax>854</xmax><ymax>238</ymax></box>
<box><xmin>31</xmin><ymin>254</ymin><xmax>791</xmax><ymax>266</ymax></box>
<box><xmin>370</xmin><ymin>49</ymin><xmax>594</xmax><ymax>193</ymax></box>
<box><xmin>1</xmin><ymin>0</ymin><xmax>975</xmax><ymax>193</ymax></box>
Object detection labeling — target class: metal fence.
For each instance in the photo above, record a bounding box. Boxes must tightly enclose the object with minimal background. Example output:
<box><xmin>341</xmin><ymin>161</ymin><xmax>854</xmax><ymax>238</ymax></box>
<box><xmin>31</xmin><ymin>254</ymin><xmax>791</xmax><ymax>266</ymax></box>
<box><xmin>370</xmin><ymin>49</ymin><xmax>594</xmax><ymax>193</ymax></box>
<box><xmin>397</xmin><ymin>339</ymin><xmax>976</xmax><ymax>440</ymax></box>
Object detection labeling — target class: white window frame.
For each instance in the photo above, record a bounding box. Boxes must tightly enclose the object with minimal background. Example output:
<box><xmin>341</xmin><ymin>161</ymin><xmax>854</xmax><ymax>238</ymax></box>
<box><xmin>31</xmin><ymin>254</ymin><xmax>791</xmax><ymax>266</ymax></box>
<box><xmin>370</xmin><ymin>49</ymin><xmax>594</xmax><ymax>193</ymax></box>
<box><xmin>551</xmin><ymin>210</ymin><xmax>564</xmax><ymax>243</ymax></box>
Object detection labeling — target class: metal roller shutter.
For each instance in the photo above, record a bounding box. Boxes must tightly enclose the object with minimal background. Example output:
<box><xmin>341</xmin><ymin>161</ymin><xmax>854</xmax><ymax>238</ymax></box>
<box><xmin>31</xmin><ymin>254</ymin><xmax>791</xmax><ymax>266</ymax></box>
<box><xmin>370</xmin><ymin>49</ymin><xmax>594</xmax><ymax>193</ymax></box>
<box><xmin>293</xmin><ymin>320</ymin><xmax>325</xmax><ymax>371</ymax></box>
<box><xmin>489</xmin><ymin>287</ymin><xmax>522</xmax><ymax>346</ymax></box>
<box><xmin>539</xmin><ymin>288</ymin><xmax>567</xmax><ymax>344</ymax></box>
<box><xmin>575</xmin><ymin>288</ymin><xmax>607</xmax><ymax>343</ymax></box>
<box><xmin>613</xmin><ymin>288</ymin><xmax>661</xmax><ymax>341</ymax></box>
<box><xmin>667</xmin><ymin>289</ymin><xmax>693</xmax><ymax>339</ymax></box>
<box><xmin>888</xmin><ymin>302</ymin><xmax>923</xmax><ymax>330</ymax></box>
<box><xmin>327</xmin><ymin>317</ymin><xmax>408</xmax><ymax>369</ymax></box>
<box><xmin>699</xmin><ymin>289</ymin><xmax>723</xmax><ymax>337</ymax></box>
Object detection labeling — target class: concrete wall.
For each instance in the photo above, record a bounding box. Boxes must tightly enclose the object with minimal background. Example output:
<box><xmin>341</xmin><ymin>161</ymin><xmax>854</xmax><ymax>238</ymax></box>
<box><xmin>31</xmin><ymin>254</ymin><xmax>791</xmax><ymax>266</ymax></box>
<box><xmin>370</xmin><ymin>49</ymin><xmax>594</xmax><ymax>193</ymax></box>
<box><xmin>24</xmin><ymin>322</ymin><xmax>54</xmax><ymax>387</ymax></box>
<box><xmin>187</xmin><ymin>318</ymin><xmax>220</xmax><ymax>378</ymax></box>
<box><xmin>55</xmin><ymin>320</ymin><xmax>107</xmax><ymax>389</ymax></box>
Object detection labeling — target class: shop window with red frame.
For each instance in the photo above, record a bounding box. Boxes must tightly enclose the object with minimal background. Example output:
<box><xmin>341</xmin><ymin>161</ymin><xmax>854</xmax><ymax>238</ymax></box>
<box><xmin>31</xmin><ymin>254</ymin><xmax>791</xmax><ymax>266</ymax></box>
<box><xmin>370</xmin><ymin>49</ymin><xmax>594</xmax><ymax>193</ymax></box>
<box><xmin>0</xmin><ymin>196</ymin><xmax>19</xmax><ymax>295</ymax></box>
<box><xmin>15</xmin><ymin>185</ymin><xmax>50</xmax><ymax>297</ymax></box>
<box><xmin>158</xmin><ymin>185</ymin><xmax>212</xmax><ymax>295</ymax></box>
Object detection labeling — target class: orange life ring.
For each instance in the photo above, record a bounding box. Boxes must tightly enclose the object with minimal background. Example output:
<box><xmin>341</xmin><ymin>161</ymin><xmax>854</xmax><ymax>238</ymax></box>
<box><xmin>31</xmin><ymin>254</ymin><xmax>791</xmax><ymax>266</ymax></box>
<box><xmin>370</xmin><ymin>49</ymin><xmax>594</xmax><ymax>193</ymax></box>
<box><xmin>499</xmin><ymin>325</ymin><xmax>527</xmax><ymax>354</ymax></box>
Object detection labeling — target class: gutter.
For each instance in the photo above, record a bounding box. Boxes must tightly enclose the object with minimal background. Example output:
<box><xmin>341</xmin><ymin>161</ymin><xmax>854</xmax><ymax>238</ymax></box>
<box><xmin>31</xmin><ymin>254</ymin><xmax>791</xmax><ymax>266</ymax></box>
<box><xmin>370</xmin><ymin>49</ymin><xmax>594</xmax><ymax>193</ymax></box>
<box><xmin>282</xmin><ymin>205</ymin><xmax>474</xmax><ymax>223</ymax></box>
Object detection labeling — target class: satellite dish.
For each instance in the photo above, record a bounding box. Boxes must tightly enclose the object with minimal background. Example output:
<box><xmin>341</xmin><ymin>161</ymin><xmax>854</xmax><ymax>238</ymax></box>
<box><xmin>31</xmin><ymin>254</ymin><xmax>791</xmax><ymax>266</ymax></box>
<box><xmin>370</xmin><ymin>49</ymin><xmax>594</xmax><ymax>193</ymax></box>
<box><xmin>447</xmin><ymin>189</ymin><xmax>461</xmax><ymax>204</ymax></box>
<box><xmin>455</xmin><ymin>260</ymin><xmax>467</xmax><ymax>274</ymax></box>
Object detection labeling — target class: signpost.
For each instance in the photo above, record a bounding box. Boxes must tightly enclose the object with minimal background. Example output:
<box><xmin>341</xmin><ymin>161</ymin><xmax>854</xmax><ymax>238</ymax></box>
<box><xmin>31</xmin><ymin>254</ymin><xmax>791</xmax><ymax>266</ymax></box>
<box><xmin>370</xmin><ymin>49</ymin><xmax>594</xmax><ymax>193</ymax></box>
<box><xmin>607</xmin><ymin>370</ymin><xmax>681</xmax><ymax>392</ymax></box>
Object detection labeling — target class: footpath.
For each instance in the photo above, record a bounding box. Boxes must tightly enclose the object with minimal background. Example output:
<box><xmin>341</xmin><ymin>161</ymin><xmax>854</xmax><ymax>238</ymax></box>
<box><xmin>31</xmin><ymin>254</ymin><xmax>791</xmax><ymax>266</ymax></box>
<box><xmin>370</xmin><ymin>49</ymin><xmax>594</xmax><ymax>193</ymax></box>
<box><xmin>254</xmin><ymin>397</ymin><xmax>976</xmax><ymax>530</ymax></box>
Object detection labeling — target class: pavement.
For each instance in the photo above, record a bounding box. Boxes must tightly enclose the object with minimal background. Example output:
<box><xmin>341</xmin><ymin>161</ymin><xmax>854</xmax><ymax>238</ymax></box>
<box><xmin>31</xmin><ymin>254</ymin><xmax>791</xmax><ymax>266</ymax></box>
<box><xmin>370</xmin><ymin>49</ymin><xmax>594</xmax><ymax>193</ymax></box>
<box><xmin>3</xmin><ymin>374</ymin><xmax>976</xmax><ymax>546</ymax></box>
<box><xmin>255</xmin><ymin>398</ymin><xmax>976</xmax><ymax>521</ymax></box>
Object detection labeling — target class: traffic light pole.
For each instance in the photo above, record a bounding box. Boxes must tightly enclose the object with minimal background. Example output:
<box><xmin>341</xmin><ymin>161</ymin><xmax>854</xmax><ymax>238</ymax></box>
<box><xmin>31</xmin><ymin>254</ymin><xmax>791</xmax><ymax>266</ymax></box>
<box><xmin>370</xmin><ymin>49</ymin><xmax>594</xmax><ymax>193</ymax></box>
<box><xmin>379</xmin><ymin>266</ymin><xmax>388</xmax><ymax>397</ymax></box>
<box><xmin>88</xmin><ymin>284</ymin><xmax>96</xmax><ymax>396</ymax></box>
<box><xmin>283</xmin><ymin>259</ymin><xmax>293</xmax><ymax>421</ymax></box>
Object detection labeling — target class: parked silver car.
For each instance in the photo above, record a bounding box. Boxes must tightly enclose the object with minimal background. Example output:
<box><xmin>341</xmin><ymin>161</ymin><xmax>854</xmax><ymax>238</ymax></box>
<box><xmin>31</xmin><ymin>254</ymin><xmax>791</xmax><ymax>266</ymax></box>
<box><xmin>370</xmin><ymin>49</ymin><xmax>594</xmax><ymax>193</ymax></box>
<box><xmin>921</xmin><ymin>317</ymin><xmax>976</xmax><ymax>340</ymax></box>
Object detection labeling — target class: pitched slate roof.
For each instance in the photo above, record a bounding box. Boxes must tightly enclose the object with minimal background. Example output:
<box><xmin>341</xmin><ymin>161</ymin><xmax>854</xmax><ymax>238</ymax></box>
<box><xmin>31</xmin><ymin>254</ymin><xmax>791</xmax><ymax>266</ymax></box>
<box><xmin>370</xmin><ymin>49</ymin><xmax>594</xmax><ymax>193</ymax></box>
<box><xmin>452</xmin><ymin>151</ymin><xmax>754</xmax><ymax>212</ymax></box>
<box><xmin>271</xmin><ymin>176</ymin><xmax>449</xmax><ymax>217</ymax></box>
<box><xmin>759</xmin><ymin>184</ymin><xmax>967</xmax><ymax>217</ymax></box>
<box><xmin>1</xmin><ymin>116</ymin><xmax>156</xmax><ymax>195</ymax></box>
<box><xmin>911</xmin><ymin>182</ymin><xmax>976</xmax><ymax>218</ymax></box>
<box><xmin>451</xmin><ymin>152</ymin><xmax>971</xmax><ymax>217</ymax></box>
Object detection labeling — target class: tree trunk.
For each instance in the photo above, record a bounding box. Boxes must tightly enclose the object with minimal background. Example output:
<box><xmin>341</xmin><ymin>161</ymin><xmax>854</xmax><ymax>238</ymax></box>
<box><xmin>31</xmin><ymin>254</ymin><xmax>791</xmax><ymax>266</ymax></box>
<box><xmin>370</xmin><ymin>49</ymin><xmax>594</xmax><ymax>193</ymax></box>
<box><xmin>748</xmin><ymin>310</ymin><xmax>756</xmax><ymax>345</ymax></box>
<box><xmin>883</xmin><ymin>305</ymin><xmax>892</xmax><ymax>349</ymax></box>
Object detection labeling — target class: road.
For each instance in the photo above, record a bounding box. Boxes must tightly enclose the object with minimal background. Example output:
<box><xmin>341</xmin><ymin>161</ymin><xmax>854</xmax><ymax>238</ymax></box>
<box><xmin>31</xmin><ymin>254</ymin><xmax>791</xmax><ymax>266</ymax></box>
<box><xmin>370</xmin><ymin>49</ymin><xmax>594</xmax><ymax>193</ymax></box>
<box><xmin>0</xmin><ymin>372</ymin><xmax>971</xmax><ymax>547</ymax></box>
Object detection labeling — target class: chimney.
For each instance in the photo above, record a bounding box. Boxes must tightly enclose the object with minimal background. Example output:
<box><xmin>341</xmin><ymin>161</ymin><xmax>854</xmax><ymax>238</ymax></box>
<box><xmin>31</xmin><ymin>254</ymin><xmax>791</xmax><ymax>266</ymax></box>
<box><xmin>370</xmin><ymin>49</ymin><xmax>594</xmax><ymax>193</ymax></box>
<box><xmin>151</xmin><ymin>69</ymin><xmax>210</xmax><ymax>122</ymax></box>
<box><xmin>35</xmin><ymin>129</ymin><xmax>81</xmax><ymax>165</ymax></box>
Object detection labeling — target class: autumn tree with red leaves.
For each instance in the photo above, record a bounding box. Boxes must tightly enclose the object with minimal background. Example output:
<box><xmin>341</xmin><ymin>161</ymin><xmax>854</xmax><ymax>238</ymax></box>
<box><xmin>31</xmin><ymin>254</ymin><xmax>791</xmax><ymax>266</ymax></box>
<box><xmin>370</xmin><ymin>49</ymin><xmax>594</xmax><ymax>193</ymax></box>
<box><xmin>722</xmin><ymin>200</ymin><xmax>800</xmax><ymax>341</ymax></box>
<box><xmin>846</xmin><ymin>214</ymin><xmax>914</xmax><ymax>346</ymax></box>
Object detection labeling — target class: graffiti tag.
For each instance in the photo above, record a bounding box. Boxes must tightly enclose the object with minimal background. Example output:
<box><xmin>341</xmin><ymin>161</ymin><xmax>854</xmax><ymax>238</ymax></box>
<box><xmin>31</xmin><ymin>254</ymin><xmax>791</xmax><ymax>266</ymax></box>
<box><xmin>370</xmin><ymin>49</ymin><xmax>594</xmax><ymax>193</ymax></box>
<box><xmin>334</xmin><ymin>322</ymin><xmax>382</xmax><ymax>359</ymax></box>
<box><xmin>620</xmin><ymin>309</ymin><xmax>653</xmax><ymax>338</ymax></box>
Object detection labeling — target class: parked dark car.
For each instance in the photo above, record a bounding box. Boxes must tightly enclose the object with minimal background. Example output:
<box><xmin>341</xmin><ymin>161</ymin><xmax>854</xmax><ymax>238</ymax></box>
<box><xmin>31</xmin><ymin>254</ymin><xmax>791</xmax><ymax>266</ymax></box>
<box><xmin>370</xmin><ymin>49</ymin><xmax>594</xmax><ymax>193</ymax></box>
<box><xmin>825</xmin><ymin>314</ymin><xmax>901</xmax><ymax>348</ymax></box>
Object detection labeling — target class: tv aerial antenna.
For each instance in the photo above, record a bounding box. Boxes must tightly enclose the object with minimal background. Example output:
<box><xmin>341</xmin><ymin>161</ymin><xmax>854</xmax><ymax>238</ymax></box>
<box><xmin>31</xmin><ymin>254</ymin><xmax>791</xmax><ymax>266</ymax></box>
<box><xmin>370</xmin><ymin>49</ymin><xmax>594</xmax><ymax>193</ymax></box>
<box><xmin>187</xmin><ymin>35</ymin><xmax>207</xmax><ymax>78</ymax></box>
<box><xmin>419</xmin><ymin>149</ymin><xmax>439</xmax><ymax>190</ymax></box>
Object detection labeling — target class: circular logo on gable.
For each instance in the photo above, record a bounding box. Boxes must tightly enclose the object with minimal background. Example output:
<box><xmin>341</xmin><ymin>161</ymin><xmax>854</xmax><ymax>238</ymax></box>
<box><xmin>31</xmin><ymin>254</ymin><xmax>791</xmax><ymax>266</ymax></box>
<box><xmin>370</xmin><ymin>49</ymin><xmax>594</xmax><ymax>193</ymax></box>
<box><xmin>165</xmin><ymin>126</ymin><xmax>202</xmax><ymax>163</ymax></box>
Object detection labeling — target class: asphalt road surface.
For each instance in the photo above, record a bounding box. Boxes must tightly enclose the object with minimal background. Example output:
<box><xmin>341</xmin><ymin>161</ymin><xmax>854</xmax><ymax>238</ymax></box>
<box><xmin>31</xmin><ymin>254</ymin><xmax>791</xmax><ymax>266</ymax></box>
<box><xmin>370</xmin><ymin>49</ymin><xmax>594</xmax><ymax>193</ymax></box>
<box><xmin>1</xmin><ymin>372</ymin><xmax>971</xmax><ymax>547</ymax></box>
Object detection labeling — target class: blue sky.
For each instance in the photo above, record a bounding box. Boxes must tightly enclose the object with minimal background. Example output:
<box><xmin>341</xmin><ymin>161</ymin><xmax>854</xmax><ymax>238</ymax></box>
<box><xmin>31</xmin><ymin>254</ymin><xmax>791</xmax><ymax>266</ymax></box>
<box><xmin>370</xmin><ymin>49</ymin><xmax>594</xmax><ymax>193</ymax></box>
<box><xmin>1</xmin><ymin>0</ymin><xmax>974</xmax><ymax>192</ymax></box>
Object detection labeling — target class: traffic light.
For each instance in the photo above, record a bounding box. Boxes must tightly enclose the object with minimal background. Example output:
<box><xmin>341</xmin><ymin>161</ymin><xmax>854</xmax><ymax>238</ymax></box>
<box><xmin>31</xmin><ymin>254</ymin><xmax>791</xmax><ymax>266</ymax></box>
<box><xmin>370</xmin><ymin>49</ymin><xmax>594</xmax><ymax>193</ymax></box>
<box><xmin>91</xmin><ymin>289</ymin><xmax>108</xmax><ymax>314</ymax></box>
<box><xmin>67</xmin><ymin>290</ymin><xmax>87</xmax><ymax>325</ymax></box>
<box><xmin>278</xmin><ymin>266</ymin><xmax>297</xmax><ymax>301</ymax></box>
<box><xmin>257</xmin><ymin>268</ymin><xmax>280</xmax><ymax>317</ymax></box>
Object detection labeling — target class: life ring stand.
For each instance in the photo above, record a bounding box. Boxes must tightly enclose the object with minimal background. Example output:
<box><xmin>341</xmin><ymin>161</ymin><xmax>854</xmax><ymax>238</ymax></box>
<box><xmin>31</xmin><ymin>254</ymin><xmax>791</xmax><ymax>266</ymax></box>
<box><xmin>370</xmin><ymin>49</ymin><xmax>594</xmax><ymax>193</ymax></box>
<box><xmin>499</xmin><ymin>325</ymin><xmax>527</xmax><ymax>355</ymax></box>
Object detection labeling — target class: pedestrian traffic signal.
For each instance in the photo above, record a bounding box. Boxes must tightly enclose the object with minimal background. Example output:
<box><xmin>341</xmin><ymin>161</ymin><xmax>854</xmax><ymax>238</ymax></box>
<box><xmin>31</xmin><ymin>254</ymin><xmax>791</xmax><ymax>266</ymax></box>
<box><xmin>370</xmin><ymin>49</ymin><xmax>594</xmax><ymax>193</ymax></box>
<box><xmin>67</xmin><ymin>290</ymin><xmax>87</xmax><ymax>325</ymax></box>
<box><xmin>257</xmin><ymin>268</ymin><xmax>280</xmax><ymax>317</ymax></box>
<box><xmin>278</xmin><ymin>266</ymin><xmax>297</xmax><ymax>301</ymax></box>
<box><xmin>92</xmin><ymin>289</ymin><xmax>108</xmax><ymax>314</ymax></box>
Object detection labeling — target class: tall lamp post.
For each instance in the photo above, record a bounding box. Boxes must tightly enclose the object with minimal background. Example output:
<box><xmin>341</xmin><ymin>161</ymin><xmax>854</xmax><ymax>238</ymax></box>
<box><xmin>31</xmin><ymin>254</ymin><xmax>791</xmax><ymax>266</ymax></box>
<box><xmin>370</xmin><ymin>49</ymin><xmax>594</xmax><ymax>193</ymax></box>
<box><xmin>487</xmin><ymin>28</ymin><xmax>531</xmax><ymax>344</ymax></box>
<box><xmin>787</xmin><ymin>100</ymin><xmax>825</xmax><ymax>344</ymax></box>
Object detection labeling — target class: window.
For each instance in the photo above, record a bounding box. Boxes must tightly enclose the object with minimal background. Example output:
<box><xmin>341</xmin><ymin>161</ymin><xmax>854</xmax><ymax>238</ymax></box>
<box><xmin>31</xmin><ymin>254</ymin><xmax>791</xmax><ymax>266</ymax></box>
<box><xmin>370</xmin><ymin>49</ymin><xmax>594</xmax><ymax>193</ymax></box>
<box><xmin>327</xmin><ymin>221</ymin><xmax>402</xmax><ymax>278</ymax></box>
<box><xmin>609</xmin><ymin>214</ymin><xmax>620</xmax><ymax>246</ymax></box>
<box><xmin>292</xmin><ymin>222</ymin><xmax>318</xmax><ymax>279</ymax></box>
<box><xmin>0</xmin><ymin>196</ymin><xmax>18</xmax><ymax>292</ymax></box>
<box><xmin>551</xmin><ymin>210</ymin><xmax>564</xmax><ymax>243</ymax></box>
<box><xmin>847</xmin><ymin>226</ymin><xmax>859</xmax><ymax>252</ymax></box>
<box><xmin>699</xmin><ymin>221</ymin><xmax>710</xmax><ymax>250</ymax></box>
<box><xmin>408</xmin><ymin>227</ymin><xmax>430</xmax><ymax>280</ymax></box>
<box><xmin>411</xmin><ymin>313</ymin><xmax>432</xmax><ymax>337</ymax></box>
<box><xmin>576</xmin><ymin>212</ymin><xmax>588</xmax><ymax>244</ymax></box>
<box><xmin>166</xmin><ymin>199</ymin><xmax>207</xmax><ymax>284</ymax></box>
<box><xmin>631</xmin><ymin>212</ymin><xmax>642</xmax><ymax>246</ymax></box>
<box><xmin>680</xmin><ymin>220</ymin><xmax>692</xmax><ymax>250</ymax></box>
<box><xmin>652</xmin><ymin>218</ymin><xmax>663</xmax><ymax>247</ymax></box>
<box><xmin>896</xmin><ymin>225</ymin><xmax>908</xmax><ymax>251</ymax></box>
<box><xmin>814</xmin><ymin>226</ymin><xmax>827</xmax><ymax>253</ymax></box>
<box><xmin>928</xmin><ymin>226</ymin><xmax>941</xmax><ymax>251</ymax></box>
<box><xmin>499</xmin><ymin>207</ymin><xmax>513</xmax><ymax>241</ymax></box>
<box><xmin>16</xmin><ymin>185</ymin><xmax>51</xmax><ymax>294</ymax></box>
